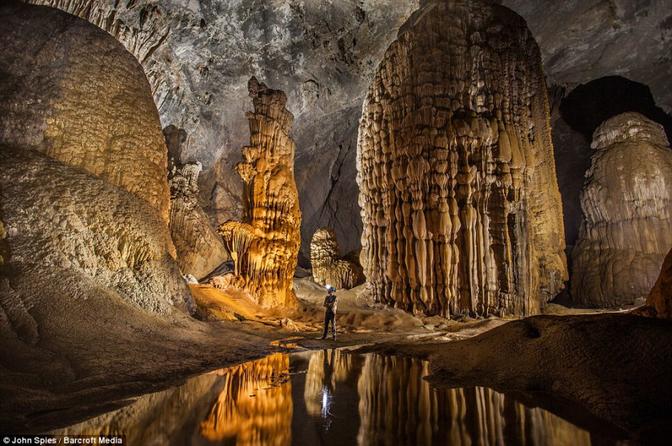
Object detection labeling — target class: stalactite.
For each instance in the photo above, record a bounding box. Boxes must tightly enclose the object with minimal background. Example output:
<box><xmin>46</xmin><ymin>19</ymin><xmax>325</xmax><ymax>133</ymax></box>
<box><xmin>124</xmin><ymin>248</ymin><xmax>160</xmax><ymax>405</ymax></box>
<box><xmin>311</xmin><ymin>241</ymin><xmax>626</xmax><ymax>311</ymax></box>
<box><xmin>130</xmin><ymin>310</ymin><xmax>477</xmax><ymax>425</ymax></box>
<box><xmin>218</xmin><ymin>78</ymin><xmax>301</xmax><ymax>308</ymax></box>
<box><xmin>356</xmin><ymin>0</ymin><xmax>567</xmax><ymax>317</ymax></box>
<box><xmin>571</xmin><ymin>112</ymin><xmax>672</xmax><ymax>307</ymax></box>
<box><xmin>310</xmin><ymin>228</ymin><xmax>364</xmax><ymax>289</ymax></box>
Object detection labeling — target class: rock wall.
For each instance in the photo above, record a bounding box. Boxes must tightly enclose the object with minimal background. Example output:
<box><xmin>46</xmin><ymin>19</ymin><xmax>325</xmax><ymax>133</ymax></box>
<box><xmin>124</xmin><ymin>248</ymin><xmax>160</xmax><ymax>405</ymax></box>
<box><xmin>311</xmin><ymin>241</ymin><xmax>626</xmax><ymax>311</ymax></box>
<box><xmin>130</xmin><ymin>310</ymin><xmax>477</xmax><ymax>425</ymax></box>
<box><xmin>1</xmin><ymin>147</ymin><xmax>192</xmax><ymax>315</ymax></box>
<box><xmin>357</xmin><ymin>0</ymin><xmax>567</xmax><ymax>317</ymax></box>
<box><xmin>646</xmin><ymin>248</ymin><xmax>672</xmax><ymax>319</ymax></box>
<box><xmin>218</xmin><ymin>78</ymin><xmax>301</xmax><ymax>308</ymax></box>
<box><xmin>0</xmin><ymin>1</ymin><xmax>191</xmax><ymax>317</ymax></box>
<box><xmin>310</xmin><ymin>228</ymin><xmax>364</xmax><ymax>290</ymax></box>
<box><xmin>1</xmin><ymin>0</ymin><xmax>170</xmax><ymax>223</ymax></box>
<box><xmin>168</xmin><ymin>160</ymin><xmax>229</xmax><ymax>280</ymax></box>
<box><xmin>572</xmin><ymin>112</ymin><xmax>672</xmax><ymax>307</ymax></box>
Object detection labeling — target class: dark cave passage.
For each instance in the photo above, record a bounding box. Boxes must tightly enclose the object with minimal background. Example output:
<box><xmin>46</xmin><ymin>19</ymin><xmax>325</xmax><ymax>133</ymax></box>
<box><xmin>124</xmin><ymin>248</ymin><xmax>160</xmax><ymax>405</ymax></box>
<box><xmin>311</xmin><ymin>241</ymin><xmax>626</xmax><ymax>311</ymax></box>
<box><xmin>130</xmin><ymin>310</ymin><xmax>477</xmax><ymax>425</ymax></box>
<box><xmin>560</xmin><ymin>76</ymin><xmax>672</xmax><ymax>143</ymax></box>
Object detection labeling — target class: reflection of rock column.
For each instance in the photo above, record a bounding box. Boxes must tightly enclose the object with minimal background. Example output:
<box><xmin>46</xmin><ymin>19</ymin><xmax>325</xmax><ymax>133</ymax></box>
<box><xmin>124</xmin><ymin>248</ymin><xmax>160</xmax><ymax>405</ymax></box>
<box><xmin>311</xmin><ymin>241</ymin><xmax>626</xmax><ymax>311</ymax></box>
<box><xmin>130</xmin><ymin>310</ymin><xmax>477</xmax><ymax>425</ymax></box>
<box><xmin>303</xmin><ymin>349</ymin><xmax>356</xmax><ymax>417</ymax></box>
<box><xmin>199</xmin><ymin>353</ymin><xmax>292</xmax><ymax>446</ymax></box>
<box><xmin>310</xmin><ymin>228</ymin><xmax>364</xmax><ymax>289</ymax></box>
<box><xmin>218</xmin><ymin>78</ymin><xmax>301</xmax><ymax>308</ymax></box>
<box><xmin>356</xmin><ymin>355</ymin><xmax>591</xmax><ymax>445</ymax></box>
<box><xmin>356</xmin><ymin>0</ymin><xmax>567</xmax><ymax>317</ymax></box>
<box><xmin>571</xmin><ymin>113</ymin><xmax>672</xmax><ymax>307</ymax></box>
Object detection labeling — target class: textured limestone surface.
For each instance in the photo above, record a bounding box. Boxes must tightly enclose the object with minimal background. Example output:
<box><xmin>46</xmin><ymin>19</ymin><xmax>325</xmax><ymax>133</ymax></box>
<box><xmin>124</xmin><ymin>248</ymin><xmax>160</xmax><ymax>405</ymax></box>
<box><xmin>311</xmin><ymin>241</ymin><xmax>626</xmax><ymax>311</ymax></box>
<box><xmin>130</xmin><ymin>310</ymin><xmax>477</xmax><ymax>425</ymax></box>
<box><xmin>0</xmin><ymin>147</ymin><xmax>192</xmax><ymax>315</ymax></box>
<box><xmin>310</xmin><ymin>228</ymin><xmax>364</xmax><ymax>290</ymax></box>
<box><xmin>168</xmin><ymin>159</ymin><xmax>229</xmax><ymax>280</ymax></box>
<box><xmin>571</xmin><ymin>113</ymin><xmax>672</xmax><ymax>308</ymax></box>
<box><xmin>1</xmin><ymin>1</ymin><xmax>170</xmax><ymax>223</ymax></box>
<box><xmin>647</xmin><ymin>248</ymin><xmax>672</xmax><ymax>319</ymax></box>
<box><xmin>26</xmin><ymin>0</ymin><xmax>672</xmax><ymax>265</ymax></box>
<box><xmin>218</xmin><ymin>79</ymin><xmax>301</xmax><ymax>309</ymax></box>
<box><xmin>357</xmin><ymin>0</ymin><xmax>567</xmax><ymax>317</ymax></box>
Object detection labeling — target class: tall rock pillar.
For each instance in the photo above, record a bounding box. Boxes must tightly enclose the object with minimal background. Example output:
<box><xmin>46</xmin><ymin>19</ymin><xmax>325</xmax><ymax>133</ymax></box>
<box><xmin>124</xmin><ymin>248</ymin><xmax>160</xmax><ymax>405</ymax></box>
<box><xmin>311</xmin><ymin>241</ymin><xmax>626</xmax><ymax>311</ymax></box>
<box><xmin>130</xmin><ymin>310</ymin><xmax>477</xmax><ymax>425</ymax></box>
<box><xmin>572</xmin><ymin>113</ymin><xmax>672</xmax><ymax>307</ymax></box>
<box><xmin>219</xmin><ymin>78</ymin><xmax>301</xmax><ymax>308</ymax></box>
<box><xmin>356</xmin><ymin>0</ymin><xmax>567</xmax><ymax>317</ymax></box>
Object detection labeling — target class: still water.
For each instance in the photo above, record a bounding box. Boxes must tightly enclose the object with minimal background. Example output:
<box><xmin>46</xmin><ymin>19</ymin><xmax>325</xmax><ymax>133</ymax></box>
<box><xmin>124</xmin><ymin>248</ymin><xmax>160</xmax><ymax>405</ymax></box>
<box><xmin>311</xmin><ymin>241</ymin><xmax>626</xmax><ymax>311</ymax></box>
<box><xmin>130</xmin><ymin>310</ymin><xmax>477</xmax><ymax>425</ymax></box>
<box><xmin>56</xmin><ymin>350</ymin><xmax>597</xmax><ymax>445</ymax></box>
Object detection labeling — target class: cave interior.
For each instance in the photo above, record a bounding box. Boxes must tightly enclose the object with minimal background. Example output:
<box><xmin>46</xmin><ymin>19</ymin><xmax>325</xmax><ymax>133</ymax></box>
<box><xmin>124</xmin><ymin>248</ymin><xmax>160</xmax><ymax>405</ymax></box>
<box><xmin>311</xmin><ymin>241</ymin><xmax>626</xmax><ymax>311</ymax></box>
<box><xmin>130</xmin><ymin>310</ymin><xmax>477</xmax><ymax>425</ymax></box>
<box><xmin>1</xmin><ymin>0</ymin><xmax>672</xmax><ymax>444</ymax></box>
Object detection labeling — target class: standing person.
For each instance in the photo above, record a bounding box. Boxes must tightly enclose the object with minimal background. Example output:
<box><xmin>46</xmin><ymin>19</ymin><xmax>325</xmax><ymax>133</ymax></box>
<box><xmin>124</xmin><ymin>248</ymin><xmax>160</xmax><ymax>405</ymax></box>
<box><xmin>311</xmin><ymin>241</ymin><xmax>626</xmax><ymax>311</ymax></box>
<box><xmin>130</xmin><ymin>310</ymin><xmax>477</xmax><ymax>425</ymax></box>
<box><xmin>320</xmin><ymin>285</ymin><xmax>337</xmax><ymax>340</ymax></box>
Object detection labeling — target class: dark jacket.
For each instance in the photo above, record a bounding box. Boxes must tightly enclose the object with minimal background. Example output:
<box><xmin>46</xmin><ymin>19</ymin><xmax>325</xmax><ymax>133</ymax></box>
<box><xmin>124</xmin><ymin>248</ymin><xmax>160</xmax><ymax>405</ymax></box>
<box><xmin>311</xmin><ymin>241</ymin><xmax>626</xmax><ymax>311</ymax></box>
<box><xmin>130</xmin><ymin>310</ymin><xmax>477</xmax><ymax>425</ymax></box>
<box><xmin>323</xmin><ymin>293</ymin><xmax>337</xmax><ymax>313</ymax></box>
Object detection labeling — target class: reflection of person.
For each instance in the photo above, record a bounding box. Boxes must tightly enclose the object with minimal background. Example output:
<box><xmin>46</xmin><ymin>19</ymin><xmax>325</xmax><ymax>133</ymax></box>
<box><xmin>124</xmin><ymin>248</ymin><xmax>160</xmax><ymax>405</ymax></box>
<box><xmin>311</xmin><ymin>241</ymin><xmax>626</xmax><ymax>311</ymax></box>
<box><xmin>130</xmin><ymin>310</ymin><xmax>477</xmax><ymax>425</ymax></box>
<box><xmin>320</xmin><ymin>285</ymin><xmax>337</xmax><ymax>340</ymax></box>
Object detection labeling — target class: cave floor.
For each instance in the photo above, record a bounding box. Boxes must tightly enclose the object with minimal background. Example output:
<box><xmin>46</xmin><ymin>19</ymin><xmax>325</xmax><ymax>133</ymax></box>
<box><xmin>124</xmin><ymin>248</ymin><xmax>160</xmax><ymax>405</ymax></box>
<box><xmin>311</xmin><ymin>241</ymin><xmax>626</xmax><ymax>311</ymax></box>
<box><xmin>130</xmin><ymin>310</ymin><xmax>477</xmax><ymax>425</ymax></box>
<box><xmin>3</xmin><ymin>280</ymin><xmax>669</xmax><ymax>444</ymax></box>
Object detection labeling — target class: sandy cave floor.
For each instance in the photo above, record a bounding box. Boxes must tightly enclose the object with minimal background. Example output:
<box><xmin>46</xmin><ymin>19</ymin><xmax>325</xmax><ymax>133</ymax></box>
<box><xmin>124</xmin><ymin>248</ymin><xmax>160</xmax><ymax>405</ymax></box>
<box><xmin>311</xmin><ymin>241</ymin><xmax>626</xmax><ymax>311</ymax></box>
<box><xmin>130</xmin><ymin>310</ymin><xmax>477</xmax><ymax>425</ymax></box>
<box><xmin>2</xmin><ymin>277</ymin><xmax>670</xmax><ymax>442</ymax></box>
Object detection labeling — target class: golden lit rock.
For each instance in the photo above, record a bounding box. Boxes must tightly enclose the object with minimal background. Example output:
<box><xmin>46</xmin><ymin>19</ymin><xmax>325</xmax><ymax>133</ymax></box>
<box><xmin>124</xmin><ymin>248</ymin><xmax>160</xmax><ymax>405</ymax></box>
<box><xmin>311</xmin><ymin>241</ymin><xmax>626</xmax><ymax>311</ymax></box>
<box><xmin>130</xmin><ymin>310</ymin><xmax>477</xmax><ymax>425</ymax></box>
<box><xmin>0</xmin><ymin>1</ymin><xmax>170</xmax><ymax>223</ymax></box>
<box><xmin>218</xmin><ymin>78</ymin><xmax>301</xmax><ymax>308</ymax></box>
<box><xmin>571</xmin><ymin>112</ymin><xmax>672</xmax><ymax>307</ymax></box>
<box><xmin>356</xmin><ymin>0</ymin><xmax>567</xmax><ymax>317</ymax></box>
<box><xmin>310</xmin><ymin>228</ymin><xmax>364</xmax><ymax>290</ymax></box>
<box><xmin>200</xmin><ymin>353</ymin><xmax>292</xmax><ymax>446</ymax></box>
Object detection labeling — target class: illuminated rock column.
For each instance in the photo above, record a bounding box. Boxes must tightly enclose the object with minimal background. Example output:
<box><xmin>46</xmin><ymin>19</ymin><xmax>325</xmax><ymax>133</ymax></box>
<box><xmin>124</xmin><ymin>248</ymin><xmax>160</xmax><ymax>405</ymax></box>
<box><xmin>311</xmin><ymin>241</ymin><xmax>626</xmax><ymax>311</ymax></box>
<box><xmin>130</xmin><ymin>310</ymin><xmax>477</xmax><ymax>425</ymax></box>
<box><xmin>571</xmin><ymin>112</ymin><xmax>672</xmax><ymax>307</ymax></box>
<box><xmin>219</xmin><ymin>78</ymin><xmax>301</xmax><ymax>308</ymax></box>
<box><xmin>356</xmin><ymin>0</ymin><xmax>567</xmax><ymax>317</ymax></box>
<box><xmin>310</xmin><ymin>228</ymin><xmax>364</xmax><ymax>289</ymax></box>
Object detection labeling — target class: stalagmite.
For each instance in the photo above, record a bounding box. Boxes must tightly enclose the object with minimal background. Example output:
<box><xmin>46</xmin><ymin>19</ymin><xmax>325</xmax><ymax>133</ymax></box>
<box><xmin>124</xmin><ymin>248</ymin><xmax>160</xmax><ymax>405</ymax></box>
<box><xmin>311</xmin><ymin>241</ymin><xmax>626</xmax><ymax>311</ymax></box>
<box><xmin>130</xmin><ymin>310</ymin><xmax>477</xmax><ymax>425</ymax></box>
<box><xmin>168</xmin><ymin>159</ymin><xmax>229</xmax><ymax>279</ymax></box>
<box><xmin>571</xmin><ymin>112</ymin><xmax>672</xmax><ymax>307</ymax></box>
<box><xmin>356</xmin><ymin>0</ymin><xmax>567</xmax><ymax>317</ymax></box>
<box><xmin>310</xmin><ymin>228</ymin><xmax>364</xmax><ymax>289</ymax></box>
<box><xmin>218</xmin><ymin>78</ymin><xmax>301</xmax><ymax>308</ymax></box>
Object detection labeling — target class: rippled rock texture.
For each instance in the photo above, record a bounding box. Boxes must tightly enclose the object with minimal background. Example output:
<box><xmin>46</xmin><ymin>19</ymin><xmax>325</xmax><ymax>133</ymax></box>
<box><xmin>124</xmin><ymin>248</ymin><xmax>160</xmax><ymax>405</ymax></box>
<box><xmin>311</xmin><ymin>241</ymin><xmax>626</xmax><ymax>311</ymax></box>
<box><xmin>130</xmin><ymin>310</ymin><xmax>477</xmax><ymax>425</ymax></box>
<box><xmin>2</xmin><ymin>1</ymin><xmax>170</xmax><ymax>223</ymax></box>
<box><xmin>1</xmin><ymin>147</ymin><xmax>191</xmax><ymax>315</ymax></box>
<box><xmin>357</xmin><ymin>0</ymin><xmax>567</xmax><ymax>317</ymax></box>
<box><xmin>0</xmin><ymin>0</ymin><xmax>189</xmax><ymax>313</ymax></box>
<box><xmin>218</xmin><ymin>79</ymin><xmax>301</xmax><ymax>308</ymax></box>
<box><xmin>571</xmin><ymin>113</ymin><xmax>672</xmax><ymax>307</ymax></box>
<box><xmin>168</xmin><ymin>159</ymin><xmax>229</xmax><ymax>279</ymax></box>
<box><xmin>310</xmin><ymin>228</ymin><xmax>364</xmax><ymax>290</ymax></box>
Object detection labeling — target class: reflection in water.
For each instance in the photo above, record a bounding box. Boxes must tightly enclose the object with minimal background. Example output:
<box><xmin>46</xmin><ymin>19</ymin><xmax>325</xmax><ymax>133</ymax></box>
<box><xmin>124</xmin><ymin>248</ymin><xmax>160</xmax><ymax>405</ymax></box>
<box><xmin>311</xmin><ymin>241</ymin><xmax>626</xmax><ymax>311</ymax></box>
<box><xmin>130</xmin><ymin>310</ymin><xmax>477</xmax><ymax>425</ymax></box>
<box><xmin>55</xmin><ymin>350</ymin><xmax>597</xmax><ymax>445</ymax></box>
<box><xmin>199</xmin><ymin>353</ymin><xmax>292</xmax><ymax>446</ymax></box>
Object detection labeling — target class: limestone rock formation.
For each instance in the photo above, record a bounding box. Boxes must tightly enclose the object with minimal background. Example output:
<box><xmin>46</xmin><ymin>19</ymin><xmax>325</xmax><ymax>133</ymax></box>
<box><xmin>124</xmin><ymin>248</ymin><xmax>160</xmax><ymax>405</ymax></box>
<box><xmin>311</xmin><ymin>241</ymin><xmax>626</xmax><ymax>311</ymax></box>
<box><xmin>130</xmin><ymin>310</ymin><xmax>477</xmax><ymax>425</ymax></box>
<box><xmin>571</xmin><ymin>113</ymin><xmax>672</xmax><ymax>307</ymax></box>
<box><xmin>218</xmin><ymin>78</ymin><xmax>301</xmax><ymax>308</ymax></box>
<box><xmin>310</xmin><ymin>228</ymin><xmax>364</xmax><ymax>290</ymax></box>
<box><xmin>1</xmin><ymin>147</ymin><xmax>192</xmax><ymax>315</ymax></box>
<box><xmin>646</xmin><ymin>248</ymin><xmax>672</xmax><ymax>319</ymax></box>
<box><xmin>0</xmin><ymin>1</ymin><xmax>190</xmax><ymax>313</ymax></box>
<box><xmin>28</xmin><ymin>0</ymin><xmax>672</xmax><ymax>267</ymax></box>
<box><xmin>0</xmin><ymin>1</ymin><xmax>170</xmax><ymax>223</ymax></box>
<box><xmin>168</xmin><ymin>159</ymin><xmax>229</xmax><ymax>280</ymax></box>
<box><xmin>357</xmin><ymin>0</ymin><xmax>567</xmax><ymax>317</ymax></box>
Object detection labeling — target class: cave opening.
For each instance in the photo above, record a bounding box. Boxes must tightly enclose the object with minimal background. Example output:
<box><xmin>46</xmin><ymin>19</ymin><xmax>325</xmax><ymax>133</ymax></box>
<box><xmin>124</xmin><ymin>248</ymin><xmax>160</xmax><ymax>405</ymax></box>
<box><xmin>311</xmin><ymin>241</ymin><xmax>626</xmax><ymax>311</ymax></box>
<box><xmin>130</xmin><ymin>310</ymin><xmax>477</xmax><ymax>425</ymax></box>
<box><xmin>560</xmin><ymin>75</ymin><xmax>672</xmax><ymax>142</ymax></box>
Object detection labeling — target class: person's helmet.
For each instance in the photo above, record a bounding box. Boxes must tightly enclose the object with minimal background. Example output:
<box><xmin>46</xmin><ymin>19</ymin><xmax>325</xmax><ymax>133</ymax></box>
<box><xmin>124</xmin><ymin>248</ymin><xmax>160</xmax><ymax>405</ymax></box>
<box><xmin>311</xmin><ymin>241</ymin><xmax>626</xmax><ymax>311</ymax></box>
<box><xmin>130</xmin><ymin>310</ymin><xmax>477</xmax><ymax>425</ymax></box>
<box><xmin>326</xmin><ymin>284</ymin><xmax>336</xmax><ymax>292</ymax></box>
